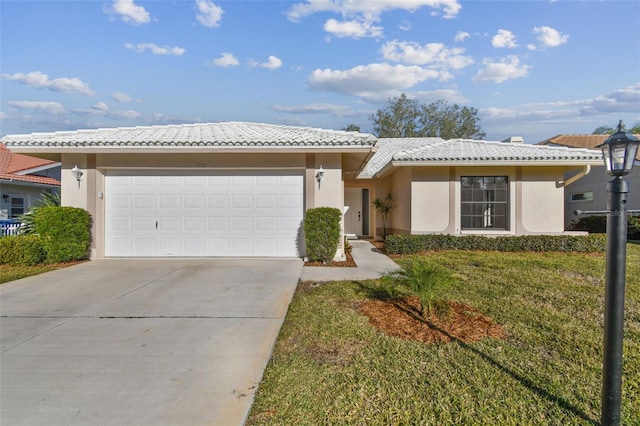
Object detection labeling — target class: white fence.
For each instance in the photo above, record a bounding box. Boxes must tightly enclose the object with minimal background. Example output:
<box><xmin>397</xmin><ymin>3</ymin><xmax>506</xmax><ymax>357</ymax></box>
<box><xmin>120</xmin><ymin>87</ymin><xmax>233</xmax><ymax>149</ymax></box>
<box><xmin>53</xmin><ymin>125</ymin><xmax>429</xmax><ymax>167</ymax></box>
<box><xmin>0</xmin><ymin>220</ymin><xmax>23</xmax><ymax>237</ymax></box>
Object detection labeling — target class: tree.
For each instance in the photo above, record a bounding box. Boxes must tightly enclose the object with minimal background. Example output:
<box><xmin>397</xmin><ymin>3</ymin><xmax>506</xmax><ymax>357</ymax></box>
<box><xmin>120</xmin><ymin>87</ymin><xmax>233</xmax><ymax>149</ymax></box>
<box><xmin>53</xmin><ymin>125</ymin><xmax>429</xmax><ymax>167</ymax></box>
<box><xmin>592</xmin><ymin>122</ymin><xmax>640</xmax><ymax>135</ymax></box>
<box><xmin>373</xmin><ymin>193</ymin><xmax>394</xmax><ymax>238</ymax></box>
<box><xmin>343</xmin><ymin>124</ymin><xmax>360</xmax><ymax>132</ymax></box>
<box><xmin>370</xmin><ymin>93</ymin><xmax>486</xmax><ymax>139</ymax></box>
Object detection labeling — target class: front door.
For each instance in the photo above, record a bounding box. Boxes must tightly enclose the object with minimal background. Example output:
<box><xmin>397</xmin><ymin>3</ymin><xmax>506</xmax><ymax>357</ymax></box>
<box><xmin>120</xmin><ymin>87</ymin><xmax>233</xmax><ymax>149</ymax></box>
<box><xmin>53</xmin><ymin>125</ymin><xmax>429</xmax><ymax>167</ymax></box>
<box><xmin>344</xmin><ymin>188</ymin><xmax>363</xmax><ymax>237</ymax></box>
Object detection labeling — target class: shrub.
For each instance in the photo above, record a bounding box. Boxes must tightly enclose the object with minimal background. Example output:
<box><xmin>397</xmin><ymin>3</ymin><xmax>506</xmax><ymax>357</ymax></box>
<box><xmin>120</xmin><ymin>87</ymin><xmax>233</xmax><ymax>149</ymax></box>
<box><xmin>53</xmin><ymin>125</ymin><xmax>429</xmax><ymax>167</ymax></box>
<box><xmin>569</xmin><ymin>215</ymin><xmax>640</xmax><ymax>240</ymax></box>
<box><xmin>0</xmin><ymin>234</ymin><xmax>46</xmax><ymax>266</ymax></box>
<box><xmin>18</xmin><ymin>191</ymin><xmax>61</xmax><ymax>235</ymax></box>
<box><xmin>304</xmin><ymin>207</ymin><xmax>342</xmax><ymax>264</ymax></box>
<box><xmin>35</xmin><ymin>206</ymin><xmax>91</xmax><ymax>263</ymax></box>
<box><xmin>383</xmin><ymin>257</ymin><xmax>454</xmax><ymax>318</ymax></box>
<box><xmin>385</xmin><ymin>234</ymin><xmax>606</xmax><ymax>255</ymax></box>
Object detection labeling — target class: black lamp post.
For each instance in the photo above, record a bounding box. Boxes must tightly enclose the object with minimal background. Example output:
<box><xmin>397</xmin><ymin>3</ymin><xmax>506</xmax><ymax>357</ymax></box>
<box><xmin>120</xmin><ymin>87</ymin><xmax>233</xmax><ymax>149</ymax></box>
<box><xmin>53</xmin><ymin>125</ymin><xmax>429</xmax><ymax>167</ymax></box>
<box><xmin>597</xmin><ymin>120</ymin><xmax>639</xmax><ymax>425</ymax></box>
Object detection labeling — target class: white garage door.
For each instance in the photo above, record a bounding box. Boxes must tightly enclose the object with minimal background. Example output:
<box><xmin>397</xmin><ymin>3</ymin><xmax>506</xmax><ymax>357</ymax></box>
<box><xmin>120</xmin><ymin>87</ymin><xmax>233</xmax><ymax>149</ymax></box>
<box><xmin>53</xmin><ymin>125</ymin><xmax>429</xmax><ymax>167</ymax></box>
<box><xmin>105</xmin><ymin>170</ymin><xmax>304</xmax><ymax>257</ymax></box>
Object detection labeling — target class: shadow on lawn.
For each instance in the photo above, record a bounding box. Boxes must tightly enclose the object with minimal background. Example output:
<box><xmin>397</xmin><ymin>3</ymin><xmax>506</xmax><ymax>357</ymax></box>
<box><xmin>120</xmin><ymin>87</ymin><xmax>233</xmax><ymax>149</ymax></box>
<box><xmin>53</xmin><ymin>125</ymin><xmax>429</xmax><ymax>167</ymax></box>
<box><xmin>354</xmin><ymin>281</ymin><xmax>599</xmax><ymax>425</ymax></box>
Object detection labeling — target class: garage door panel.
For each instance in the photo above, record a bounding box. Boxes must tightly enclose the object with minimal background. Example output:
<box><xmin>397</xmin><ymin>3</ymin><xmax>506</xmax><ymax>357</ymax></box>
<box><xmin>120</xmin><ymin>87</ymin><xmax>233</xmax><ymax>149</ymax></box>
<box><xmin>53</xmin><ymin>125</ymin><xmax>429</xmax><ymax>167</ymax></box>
<box><xmin>105</xmin><ymin>171</ymin><xmax>303</xmax><ymax>257</ymax></box>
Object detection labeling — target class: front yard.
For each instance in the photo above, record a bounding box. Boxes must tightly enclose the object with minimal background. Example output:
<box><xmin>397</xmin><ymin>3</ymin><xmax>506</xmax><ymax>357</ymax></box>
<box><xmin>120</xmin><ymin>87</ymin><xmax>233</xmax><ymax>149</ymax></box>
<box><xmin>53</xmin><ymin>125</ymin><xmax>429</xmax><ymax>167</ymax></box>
<box><xmin>248</xmin><ymin>245</ymin><xmax>640</xmax><ymax>425</ymax></box>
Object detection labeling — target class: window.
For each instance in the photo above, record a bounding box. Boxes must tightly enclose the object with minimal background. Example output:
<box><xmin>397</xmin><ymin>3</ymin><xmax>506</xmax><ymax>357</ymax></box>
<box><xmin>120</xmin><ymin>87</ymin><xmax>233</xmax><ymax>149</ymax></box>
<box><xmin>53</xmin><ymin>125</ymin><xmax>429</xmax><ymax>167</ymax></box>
<box><xmin>461</xmin><ymin>176</ymin><xmax>509</xmax><ymax>230</ymax></box>
<box><xmin>570</xmin><ymin>191</ymin><xmax>593</xmax><ymax>202</ymax></box>
<box><xmin>10</xmin><ymin>196</ymin><xmax>25</xmax><ymax>219</ymax></box>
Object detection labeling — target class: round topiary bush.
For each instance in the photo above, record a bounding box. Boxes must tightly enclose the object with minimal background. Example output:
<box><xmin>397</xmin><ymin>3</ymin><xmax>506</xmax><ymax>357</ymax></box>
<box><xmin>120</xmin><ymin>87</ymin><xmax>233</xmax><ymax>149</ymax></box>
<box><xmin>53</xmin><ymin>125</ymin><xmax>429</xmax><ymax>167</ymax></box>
<box><xmin>35</xmin><ymin>206</ymin><xmax>91</xmax><ymax>263</ymax></box>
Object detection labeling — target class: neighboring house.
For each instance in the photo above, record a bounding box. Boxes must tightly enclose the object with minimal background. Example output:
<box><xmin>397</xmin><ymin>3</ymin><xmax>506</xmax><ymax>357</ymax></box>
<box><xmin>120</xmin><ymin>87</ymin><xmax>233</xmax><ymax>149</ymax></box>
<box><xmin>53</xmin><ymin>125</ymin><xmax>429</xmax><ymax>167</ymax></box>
<box><xmin>1</xmin><ymin>122</ymin><xmax>602</xmax><ymax>259</ymax></box>
<box><xmin>0</xmin><ymin>143</ymin><xmax>61</xmax><ymax>221</ymax></box>
<box><xmin>537</xmin><ymin>134</ymin><xmax>640</xmax><ymax>229</ymax></box>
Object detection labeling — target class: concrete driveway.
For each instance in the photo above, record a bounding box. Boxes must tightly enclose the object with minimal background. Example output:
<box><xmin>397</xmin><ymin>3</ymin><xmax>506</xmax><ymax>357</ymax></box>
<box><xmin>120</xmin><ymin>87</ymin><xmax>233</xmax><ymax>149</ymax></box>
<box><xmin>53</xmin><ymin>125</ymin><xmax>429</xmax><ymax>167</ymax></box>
<box><xmin>0</xmin><ymin>258</ymin><xmax>302</xmax><ymax>426</ymax></box>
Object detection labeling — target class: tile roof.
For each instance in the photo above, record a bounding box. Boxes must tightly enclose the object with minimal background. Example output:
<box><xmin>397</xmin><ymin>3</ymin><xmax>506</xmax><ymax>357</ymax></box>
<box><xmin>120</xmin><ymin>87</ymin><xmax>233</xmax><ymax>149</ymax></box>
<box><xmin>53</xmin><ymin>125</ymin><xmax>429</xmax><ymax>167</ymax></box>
<box><xmin>360</xmin><ymin>138</ymin><xmax>603</xmax><ymax>178</ymax></box>
<box><xmin>538</xmin><ymin>134</ymin><xmax>640</xmax><ymax>160</ymax></box>
<box><xmin>1</xmin><ymin>122</ymin><xmax>377</xmax><ymax>150</ymax></box>
<box><xmin>0</xmin><ymin>143</ymin><xmax>61</xmax><ymax>186</ymax></box>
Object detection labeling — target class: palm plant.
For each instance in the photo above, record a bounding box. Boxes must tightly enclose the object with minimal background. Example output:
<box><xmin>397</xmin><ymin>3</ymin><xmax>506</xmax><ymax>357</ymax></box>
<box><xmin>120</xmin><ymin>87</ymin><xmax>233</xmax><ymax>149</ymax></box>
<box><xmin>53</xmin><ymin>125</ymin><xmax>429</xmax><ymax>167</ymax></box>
<box><xmin>372</xmin><ymin>193</ymin><xmax>393</xmax><ymax>238</ymax></box>
<box><xmin>17</xmin><ymin>191</ymin><xmax>60</xmax><ymax>235</ymax></box>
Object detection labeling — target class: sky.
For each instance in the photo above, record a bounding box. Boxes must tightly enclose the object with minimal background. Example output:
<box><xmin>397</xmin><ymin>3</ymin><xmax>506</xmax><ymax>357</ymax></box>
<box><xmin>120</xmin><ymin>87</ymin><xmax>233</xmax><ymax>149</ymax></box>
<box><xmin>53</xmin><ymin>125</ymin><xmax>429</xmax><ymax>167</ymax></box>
<box><xmin>1</xmin><ymin>0</ymin><xmax>639</xmax><ymax>143</ymax></box>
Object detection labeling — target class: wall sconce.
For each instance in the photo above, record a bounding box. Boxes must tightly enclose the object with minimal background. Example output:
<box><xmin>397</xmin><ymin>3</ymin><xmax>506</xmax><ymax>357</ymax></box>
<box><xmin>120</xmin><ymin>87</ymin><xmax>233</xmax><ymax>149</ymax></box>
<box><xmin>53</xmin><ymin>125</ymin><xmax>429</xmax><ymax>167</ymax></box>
<box><xmin>315</xmin><ymin>166</ymin><xmax>325</xmax><ymax>187</ymax></box>
<box><xmin>71</xmin><ymin>165</ymin><xmax>83</xmax><ymax>184</ymax></box>
<box><xmin>2</xmin><ymin>194</ymin><xmax>9</xmax><ymax>202</ymax></box>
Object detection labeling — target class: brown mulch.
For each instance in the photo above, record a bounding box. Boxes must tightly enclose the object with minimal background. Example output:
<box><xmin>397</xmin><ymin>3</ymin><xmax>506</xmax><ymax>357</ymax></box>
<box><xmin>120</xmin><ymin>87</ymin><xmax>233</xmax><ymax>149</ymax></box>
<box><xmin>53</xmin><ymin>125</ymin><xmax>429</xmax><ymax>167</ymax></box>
<box><xmin>304</xmin><ymin>250</ymin><xmax>357</xmax><ymax>267</ymax></box>
<box><xmin>361</xmin><ymin>296</ymin><xmax>505</xmax><ymax>345</ymax></box>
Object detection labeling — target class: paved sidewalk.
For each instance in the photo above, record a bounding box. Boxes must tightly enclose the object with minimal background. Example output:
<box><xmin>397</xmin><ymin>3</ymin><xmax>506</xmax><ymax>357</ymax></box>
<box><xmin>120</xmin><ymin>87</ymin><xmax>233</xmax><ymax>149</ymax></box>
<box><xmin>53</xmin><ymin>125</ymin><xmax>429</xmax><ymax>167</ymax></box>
<box><xmin>300</xmin><ymin>240</ymin><xmax>400</xmax><ymax>282</ymax></box>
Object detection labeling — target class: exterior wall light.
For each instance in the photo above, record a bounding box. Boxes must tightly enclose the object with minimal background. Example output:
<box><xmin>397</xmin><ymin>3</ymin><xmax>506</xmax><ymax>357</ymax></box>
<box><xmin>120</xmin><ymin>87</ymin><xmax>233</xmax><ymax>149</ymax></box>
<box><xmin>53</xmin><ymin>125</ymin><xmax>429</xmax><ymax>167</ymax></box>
<box><xmin>2</xmin><ymin>194</ymin><xmax>9</xmax><ymax>202</ymax></box>
<box><xmin>71</xmin><ymin>165</ymin><xmax>83</xmax><ymax>184</ymax></box>
<box><xmin>315</xmin><ymin>166</ymin><xmax>325</xmax><ymax>186</ymax></box>
<box><xmin>596</xmin><ymin>120</ymin><xmax>639</xmax><ymax>425</ymax></box>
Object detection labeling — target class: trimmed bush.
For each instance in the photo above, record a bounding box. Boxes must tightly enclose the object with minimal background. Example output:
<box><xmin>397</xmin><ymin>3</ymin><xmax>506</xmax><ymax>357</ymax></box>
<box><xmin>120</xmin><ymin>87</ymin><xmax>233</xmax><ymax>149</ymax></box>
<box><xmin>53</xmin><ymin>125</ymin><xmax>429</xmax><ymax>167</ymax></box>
<box><xmin>304</xmin><ymin>207</ymin><xmax>342</xmax><ymax>264</ymax></box>
<box><xmin>35</xmin><ymin>206</ymin><xmax>91</xmax><ymax>263</ymax></box>
<box><xmin>385</xmin><ymin>233</ymin><xmax>607</xmax><ymax>255</ymax></box>
<box><xmin>0</xmin><ymin>234</ymin><xmax>46</xmax><ymax>266</ymax></box>
<box><xmin>569</xmin><ymin>215</ymin><xmax>640</xmax><ymax>240</ymax></box>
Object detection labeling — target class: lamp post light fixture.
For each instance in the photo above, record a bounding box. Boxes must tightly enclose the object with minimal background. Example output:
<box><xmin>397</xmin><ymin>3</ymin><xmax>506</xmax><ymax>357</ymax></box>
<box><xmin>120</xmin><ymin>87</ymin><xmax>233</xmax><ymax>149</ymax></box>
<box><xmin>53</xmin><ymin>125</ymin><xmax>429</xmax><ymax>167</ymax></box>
<box><xmin>597</xmin><ymin>120</ymin><xmax>639</xmax><ymax>425</ymax></box>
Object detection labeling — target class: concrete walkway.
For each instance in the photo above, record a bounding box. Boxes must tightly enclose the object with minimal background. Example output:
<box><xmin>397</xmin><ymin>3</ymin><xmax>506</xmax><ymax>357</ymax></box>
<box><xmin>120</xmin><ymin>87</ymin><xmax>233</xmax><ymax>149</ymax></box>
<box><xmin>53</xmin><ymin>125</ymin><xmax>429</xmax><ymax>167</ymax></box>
<box><xmin>300</xmin><ymin>240</ymin><xmax>400</xmax><ymax>282</ymax></box>
<box><xmin>0</xmin><ymin>259</ymin><xmax>301</xmax><ymax>426</ymax></box>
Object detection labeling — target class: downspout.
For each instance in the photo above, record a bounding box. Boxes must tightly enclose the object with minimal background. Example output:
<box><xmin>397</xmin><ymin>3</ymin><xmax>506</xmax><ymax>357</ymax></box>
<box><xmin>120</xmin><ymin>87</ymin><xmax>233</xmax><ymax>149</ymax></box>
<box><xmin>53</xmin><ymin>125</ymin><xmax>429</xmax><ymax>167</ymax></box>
<box><xmin>558</xmin><ymin>164</ymin><xmax>591</xmax><ymax>187</ymax></box>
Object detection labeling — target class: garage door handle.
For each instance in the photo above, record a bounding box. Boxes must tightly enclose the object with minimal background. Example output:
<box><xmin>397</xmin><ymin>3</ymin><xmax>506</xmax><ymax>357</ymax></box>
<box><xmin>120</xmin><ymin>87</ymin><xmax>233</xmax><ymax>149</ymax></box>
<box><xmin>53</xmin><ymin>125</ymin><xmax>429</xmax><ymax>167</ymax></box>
<box><xmin>155</xmin><ymin>220</ymin><xmax>158</xmax><ymax>230</ymax></box>
<box><xmin>358</xmin><ymin>211</ymin><xmax>361</xmax><ymax>221</ymax></box>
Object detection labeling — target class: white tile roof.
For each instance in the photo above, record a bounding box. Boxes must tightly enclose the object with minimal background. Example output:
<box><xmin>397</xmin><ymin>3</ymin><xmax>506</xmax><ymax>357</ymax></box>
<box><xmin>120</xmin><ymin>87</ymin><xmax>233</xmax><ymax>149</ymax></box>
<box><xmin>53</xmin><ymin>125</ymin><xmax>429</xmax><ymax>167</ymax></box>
<box><xmin>1</xmin><ymin>122</ymin><xmax>376</xmax><ymax>150</ymax></box>
<box><xmin>360</xmin><ymin>138</ymin><xmax>603</xmax><ymax>178</ymax></box>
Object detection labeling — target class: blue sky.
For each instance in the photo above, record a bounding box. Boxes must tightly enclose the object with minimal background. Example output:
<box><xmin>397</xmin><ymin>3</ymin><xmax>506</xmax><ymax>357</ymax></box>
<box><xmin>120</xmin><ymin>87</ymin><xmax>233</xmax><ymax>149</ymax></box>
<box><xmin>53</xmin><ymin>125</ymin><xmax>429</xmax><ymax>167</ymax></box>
<box><xmin>1</xmin><ymin>0</ymin><xmax>639</xmax><ymax>143</ymax></box>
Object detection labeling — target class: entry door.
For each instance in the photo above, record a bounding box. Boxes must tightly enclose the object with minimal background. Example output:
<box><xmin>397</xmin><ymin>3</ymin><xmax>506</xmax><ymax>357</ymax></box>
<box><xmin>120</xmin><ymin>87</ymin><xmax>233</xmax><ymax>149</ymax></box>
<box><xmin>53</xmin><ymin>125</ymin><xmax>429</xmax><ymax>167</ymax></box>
<box><xmin>344</xmin><ymin>188</ymin><xmax>363</xmax><ymax>237</ymax></box>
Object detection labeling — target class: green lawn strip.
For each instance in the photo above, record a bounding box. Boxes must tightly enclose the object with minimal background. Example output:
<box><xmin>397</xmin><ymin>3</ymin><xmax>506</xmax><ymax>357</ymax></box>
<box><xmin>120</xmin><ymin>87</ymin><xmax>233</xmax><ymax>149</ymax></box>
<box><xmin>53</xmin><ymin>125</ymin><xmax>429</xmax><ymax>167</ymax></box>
<box><xmin>248</xmin><ymin>246</ymin><xmax>640</xmax><ymax>425</ymax></box>
<box><xmin>0</xmin><ymin>264</ymin><xmax>60</xmax><ymax>284</ymax></box>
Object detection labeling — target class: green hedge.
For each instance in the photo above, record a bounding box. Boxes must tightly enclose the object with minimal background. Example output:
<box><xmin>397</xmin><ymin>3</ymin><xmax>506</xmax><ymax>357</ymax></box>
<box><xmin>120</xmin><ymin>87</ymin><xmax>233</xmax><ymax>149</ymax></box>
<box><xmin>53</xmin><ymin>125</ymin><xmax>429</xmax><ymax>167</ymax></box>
<box><xmin>304</xmin><ymin>207</ymin><xmax>342</xmax><ymax>264</ymax></box>
<box><xmin>569</xmin><ymin>215</ymin><xmax>640</xmax><ymax>240</ymax></box>
<box><xmin>0</xmin><ymin>234</ymin><xmax>46</xmax><ymax>266</ymax></box>
<box><xmin>385</xmin><ymin>233</ymin><xmax>607</xmax><ymax>255</ymax></box>
<box><xmin>35</xmin><ymin>206</ymin><xmax>91</xmax><ymax>263</ymax></box>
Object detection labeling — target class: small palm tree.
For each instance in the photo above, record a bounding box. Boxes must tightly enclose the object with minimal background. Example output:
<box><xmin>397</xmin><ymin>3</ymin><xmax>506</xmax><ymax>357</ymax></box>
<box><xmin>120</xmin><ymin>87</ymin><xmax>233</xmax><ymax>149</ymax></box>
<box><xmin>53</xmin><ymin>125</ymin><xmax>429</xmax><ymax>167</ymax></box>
<box><xmin>18</xmin><ymin>191</ymin><xmax>60</xmax><ymax>235</ymax></box>
<box><xmin>373</xmin><ymin>193</ymin><xmax>393</xmax><ymax>238</ymax></box>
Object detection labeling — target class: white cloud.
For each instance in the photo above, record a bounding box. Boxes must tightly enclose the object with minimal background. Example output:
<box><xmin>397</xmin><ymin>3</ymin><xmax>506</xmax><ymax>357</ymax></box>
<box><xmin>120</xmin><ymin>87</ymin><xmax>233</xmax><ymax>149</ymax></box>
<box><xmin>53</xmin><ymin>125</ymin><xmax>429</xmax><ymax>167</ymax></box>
<box><xmin>109</xmin><ymin>0</ymin><xmax>150</xmax><ymax>24</ymax></box>
<box><xmin>308</xmin><ymin>63</ymin><xmax>450</xmax><ymax>99</ymax></box>
<box><xmin>250</xmin><ymin>55</ymin><xmax>283</xmax><ymax>70</ymax></box>
<box><xmin>380</xmin><ymin>40</ymin><xmax>473</xmax><ymax>70</ymax></box>
<box><xmin>472</xmin><ymin>56</ymin><xmax>530</xmax><ymax>83</ymax></box>
<box><xmin>125</xmin><ymin>42</ymin><xmax>185</xmax><ymax>55</ymax></box>
<box><xmin>111</xmin><ymin>91</ymin><xmax>140</xmax><ymax>102</ymax></box>
<box><xmin>208</xmin><ymin>52</ymin><xmax>239</xmax><ymax>67</ymax></box>
<box><xmin>579</xmin><ymin>83</ymin><xmax>640</xmax><ymax>115</ymax></box>
<box><xmin>454</xmin><ymin>31</ymin><xmax>470</xmax><ymax>42</ymax></box>
<box><xmin>91</xmin><ymin>102</ymin><xmax>109</xmax><ymax>112</ymax></box>
<box><xmin>532</xmin><ymin>26</ymin><xmax>569</xmax><ymax>48</ymax></box>
<box><xmin>323</xmin><ymin>18</ymin><xmax>383</xmax><ymax>39</ymax></box>
<box><xmin>287</xmin><ymin>0</ymin><xmax>462</xmax><ymax>21</ymax></box>
<box><xmin>399</xmin><ymin>20</ymin><xmax>412</xmax><ymax>31</ymax></box>
<box><xmin>195</xmin><ymin>0</ymin><xmax>223</xmax><ymax>28</ymax></box>
<box><xmin>2</xmin><ymin>71</ymin><xmax>95</xmax><ymax>96</ymax></box>
<box><xmin>8</xmin><ymin>101</ymin><xmax>65</xmax><ymax>115</ymax></box>
<box><xmin>0</xmin><ymin>112</ymin><xmax>7</xmax><ymax>120</ymax></box>
<box><xmin>272</xmin><ymin>103</ymin><xmax>350</xmax><ymax>115</ymax></box>
<box><xmin>491</xmin><ymin>29</ymin><xmax>518</xmax><ymax>48</ymax></box>
<box><xmin>413</xmin><ymin>89</ymin><xmax>469</xmax><ymax>105</ymax></box>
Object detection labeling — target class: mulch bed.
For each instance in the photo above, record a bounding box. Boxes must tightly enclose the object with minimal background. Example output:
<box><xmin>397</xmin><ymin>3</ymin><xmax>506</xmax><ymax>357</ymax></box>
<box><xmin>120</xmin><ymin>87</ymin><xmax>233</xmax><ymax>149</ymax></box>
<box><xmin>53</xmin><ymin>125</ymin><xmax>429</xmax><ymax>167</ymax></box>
<box><xmin>304</xmin><ymin>250</ymin><xmax>357</xmax><ymax>267</ymax></box>
<box><xmin>361</xmin><ymin>296</ymin><xmax>505</xmax><ymax>345</ymax></box>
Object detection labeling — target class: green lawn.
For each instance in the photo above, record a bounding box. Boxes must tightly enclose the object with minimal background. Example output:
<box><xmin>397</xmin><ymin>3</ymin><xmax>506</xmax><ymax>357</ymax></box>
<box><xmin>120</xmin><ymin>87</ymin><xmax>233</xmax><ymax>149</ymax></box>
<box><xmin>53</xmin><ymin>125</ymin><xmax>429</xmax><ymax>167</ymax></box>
<box><xmin>248</xmin><ymin>245</ymin><xmax>640</xmax><ymax>425</ymax></box>
<box><xmin>0</xmin><ymin>263</ymin><xmax>77</xmax><ymax>284</ymax></box>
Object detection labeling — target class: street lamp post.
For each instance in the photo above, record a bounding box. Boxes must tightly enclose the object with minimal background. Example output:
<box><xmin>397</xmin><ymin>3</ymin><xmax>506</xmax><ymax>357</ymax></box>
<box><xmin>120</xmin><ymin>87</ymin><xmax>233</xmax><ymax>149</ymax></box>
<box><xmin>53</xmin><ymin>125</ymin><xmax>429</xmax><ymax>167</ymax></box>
<box><xmin>597</xmin><ymin>120</ymin><xmax>639</xmax><ymax>425</ymax></box>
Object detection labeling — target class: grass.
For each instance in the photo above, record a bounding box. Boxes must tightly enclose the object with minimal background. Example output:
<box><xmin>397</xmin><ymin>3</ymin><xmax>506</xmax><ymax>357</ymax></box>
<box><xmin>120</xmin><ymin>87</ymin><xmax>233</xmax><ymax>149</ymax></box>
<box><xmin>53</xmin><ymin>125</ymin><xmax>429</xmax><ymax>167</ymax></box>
<box><xmin>0</xmin><ymin>263</ymin><xmax>77</xmax><ymax>284</ymax></box>
<box><xmin>248</xmin><ymin>245</ymin><xmax>640</xmax><ymax>425</ymax></box>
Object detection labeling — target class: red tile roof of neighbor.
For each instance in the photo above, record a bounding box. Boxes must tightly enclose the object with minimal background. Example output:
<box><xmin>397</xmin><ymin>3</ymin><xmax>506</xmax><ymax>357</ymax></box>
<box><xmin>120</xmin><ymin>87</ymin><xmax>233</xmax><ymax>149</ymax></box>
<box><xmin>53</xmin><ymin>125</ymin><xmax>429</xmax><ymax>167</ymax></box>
<box><xmin>538</xmin><ymin>134</ymin><xmax>640</xmax><ymax>160</ymax></box>
<box><xmin>0</xmin><ymin>143</ymin><xmax>61</xmax><ymax>186</ymax></box>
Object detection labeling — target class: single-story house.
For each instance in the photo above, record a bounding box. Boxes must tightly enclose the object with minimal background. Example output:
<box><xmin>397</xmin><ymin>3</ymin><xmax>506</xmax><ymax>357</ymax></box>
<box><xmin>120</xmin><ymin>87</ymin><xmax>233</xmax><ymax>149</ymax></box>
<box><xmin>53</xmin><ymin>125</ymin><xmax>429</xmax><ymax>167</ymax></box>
<box><xmin>0</xmin><ymin>143</ymin><xmax>61</xmax><ymax>221</ymax></box>
<box><xmin>1</xmin><ymin>122</ymin><xmax>603</xmax><ymax>259</ymax></box>
<box><xmin>537</xmin><ymin>134</ymin><xmax>640</xmax><ymax>228</ymax></box>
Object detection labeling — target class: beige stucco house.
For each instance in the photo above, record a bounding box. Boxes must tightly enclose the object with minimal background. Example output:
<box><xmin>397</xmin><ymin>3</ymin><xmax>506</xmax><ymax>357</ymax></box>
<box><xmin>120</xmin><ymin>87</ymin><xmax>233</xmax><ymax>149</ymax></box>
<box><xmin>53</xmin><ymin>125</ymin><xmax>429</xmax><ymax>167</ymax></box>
<box><xmin>1</xmin><ymin>122</ymin><xmax>603</xmax><ymax>259</ymax></box>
